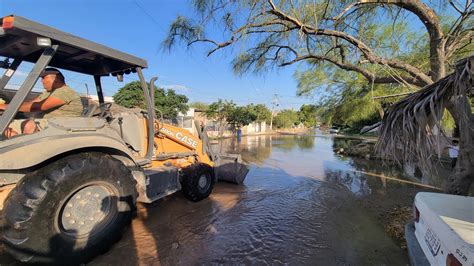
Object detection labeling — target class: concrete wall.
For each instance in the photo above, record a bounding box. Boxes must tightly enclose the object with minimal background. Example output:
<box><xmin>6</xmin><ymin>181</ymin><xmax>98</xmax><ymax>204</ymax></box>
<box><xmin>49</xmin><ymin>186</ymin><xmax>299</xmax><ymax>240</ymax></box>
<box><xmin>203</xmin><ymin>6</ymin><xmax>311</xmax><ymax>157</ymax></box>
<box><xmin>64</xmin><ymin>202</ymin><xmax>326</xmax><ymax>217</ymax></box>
<box><xmin>242</xmin><ymin>121</ymin><xmax>266</xmax><ymax>134</ymax></box>
<box><xmin>169</xmin><ymin>108</ymin><xmax>268</xmax><ymax>137</ymax></box>
<box><xmin>176</xmin><ymin>108</ymin><xmax>195</xmax><ymax>134</ymax></box>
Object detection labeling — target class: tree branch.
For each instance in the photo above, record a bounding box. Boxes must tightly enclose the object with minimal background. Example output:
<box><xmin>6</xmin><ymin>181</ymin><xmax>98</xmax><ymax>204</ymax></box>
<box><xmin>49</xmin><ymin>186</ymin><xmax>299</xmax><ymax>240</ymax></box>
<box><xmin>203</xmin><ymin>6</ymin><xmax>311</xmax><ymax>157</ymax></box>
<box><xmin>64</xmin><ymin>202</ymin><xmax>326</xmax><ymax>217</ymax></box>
<box><xmin>335</xmin><ymin>0</ymin><xmax>446</xmax><ymax>81</ymax></box>
<box><xmin>280</xmin><ymin>54</ymin><xmax>427</xmax><ymax>87</ymax></box>
<box><xmin>445</xmin><ymin>6</ymin><xmax>473</xmax><ymax>55</ymax></box>
<box><xmin>266</xmin><ymin>0</ymin><xmax>432</xmax><ymax>85</ymax></box>
<box><xmin>446</xmin><ymin>30</ymin><xmax>474</xmax><ymax>58</ymax></box>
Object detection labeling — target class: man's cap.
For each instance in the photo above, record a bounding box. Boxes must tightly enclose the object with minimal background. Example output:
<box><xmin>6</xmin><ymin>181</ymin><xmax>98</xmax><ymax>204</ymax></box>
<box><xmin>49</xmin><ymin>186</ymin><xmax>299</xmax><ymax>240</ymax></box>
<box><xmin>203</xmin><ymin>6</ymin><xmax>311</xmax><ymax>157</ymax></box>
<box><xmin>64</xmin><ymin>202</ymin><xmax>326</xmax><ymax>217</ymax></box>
<box><xmin>40</xmin><ymin>68</ymin><xmax>64</xmax><ymax>78</ymax></box>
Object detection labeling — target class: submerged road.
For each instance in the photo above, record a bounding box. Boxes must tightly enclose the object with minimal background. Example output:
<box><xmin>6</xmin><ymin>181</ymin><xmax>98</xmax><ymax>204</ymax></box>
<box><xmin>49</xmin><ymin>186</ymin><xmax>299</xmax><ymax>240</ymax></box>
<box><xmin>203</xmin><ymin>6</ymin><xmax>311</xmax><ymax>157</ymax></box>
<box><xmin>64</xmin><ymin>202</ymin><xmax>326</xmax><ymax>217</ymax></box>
<box><xmin>2</xmin><ymin>134</ymin><xmax>438</xmax><ymax>264</ymax></box>
<box><xmin>91</xmin><ymin>134</ymin><xmax>432</xmax><ymax>265</ymax></box>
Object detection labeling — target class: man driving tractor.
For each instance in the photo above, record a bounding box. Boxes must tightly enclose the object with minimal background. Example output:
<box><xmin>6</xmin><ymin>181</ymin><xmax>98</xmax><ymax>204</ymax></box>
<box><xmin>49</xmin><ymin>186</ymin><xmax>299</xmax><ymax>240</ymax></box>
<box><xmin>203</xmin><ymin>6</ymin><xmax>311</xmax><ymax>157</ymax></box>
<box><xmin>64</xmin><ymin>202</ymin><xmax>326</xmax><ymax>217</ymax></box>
<box><xmin>0</xmin><ymin>67</ymin><xmax>83</xmax><ymax>137</ymax></box>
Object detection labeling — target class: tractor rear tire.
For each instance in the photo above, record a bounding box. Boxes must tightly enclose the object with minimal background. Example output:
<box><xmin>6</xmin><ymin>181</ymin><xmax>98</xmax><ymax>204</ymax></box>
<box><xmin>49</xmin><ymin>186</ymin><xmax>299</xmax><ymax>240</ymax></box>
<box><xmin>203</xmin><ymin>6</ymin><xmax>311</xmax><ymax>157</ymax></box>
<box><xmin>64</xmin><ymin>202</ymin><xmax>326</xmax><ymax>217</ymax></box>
<box><xmin>181</xmin><ymin>163</ymin><xmax>214</xmax><ymax>202</ymax></box>
<box><xmin>1</xmin><ymin>152</ymin><xmax>137</xmax><ymax>264</ymax></box>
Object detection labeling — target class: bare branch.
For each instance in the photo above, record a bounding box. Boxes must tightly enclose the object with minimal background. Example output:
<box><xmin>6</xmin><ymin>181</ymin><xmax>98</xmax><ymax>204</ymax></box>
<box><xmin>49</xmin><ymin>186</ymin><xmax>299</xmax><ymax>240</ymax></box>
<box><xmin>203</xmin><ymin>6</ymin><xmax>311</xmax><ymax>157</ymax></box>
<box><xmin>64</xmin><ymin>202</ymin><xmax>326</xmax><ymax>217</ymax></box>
<box><xmin>190</xmin><ymin>19</ymin><xmax>289</xmax><ymax>56</ymax></box>
<box><xmin>167</xmin><ymin>0</ymin><xmax>471</xmax><ymax>88</ymax></box>
<box><xmin>333</xmin><ymin>2</ymin><xmax>362</xmax><ymax>20</ymax></box>
<box><xmin>187</xmin><ymin>38</ymin><xmax>218</xmax><ymax>47</ymax></box>
<box><xmin>207</xmin><ymin>37</ymin><xmax>235</xmax><ymax>56</ymax></box>
<box><xmin>280</xmin><ymin>54</ymin><xmax>427</xmax><ymax>87</ymax></box>
<box><xmin>449</xmin><ymin>0</ymin><xmax>466</xmax><ymax>14</ymax></box>
<box><xmin>445</xmin><ymin>8</ymin><xmax>473</xmax><ymax>55</ymax></box>
<box><xmin>335</xmin><ymin>0</ymin><xmax>446</xmax><ymax>80</ymax></box>
<box><xmin>446</xmin><ymin>30</ymin><xmax>474</xmax><ymax>58</ymax></box>
<box><xmin>266</xmin><ymin>2</ymin><xmax>433</xmax><ymax>85</ymax></box>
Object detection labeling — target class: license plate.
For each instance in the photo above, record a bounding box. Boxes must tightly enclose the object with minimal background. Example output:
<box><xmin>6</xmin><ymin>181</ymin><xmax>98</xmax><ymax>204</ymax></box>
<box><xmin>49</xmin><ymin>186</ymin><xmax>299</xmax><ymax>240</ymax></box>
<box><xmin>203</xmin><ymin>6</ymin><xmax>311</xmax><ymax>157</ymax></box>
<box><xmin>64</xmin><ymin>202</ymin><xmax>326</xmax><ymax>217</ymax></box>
<box><xmin>424</xmin><ymin>228</ymin><xmax>441</xmax><ymax>256</ymax></box>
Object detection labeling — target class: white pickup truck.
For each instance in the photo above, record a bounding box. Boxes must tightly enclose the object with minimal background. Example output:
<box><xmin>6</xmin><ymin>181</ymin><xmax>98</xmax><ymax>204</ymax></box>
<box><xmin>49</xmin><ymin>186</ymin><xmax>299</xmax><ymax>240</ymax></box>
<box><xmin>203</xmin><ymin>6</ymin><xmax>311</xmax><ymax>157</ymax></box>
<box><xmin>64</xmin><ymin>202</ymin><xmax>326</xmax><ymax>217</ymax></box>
<box><xmin>405</xmin><ymin>192</ymin><xmax>473</xmax><ymax>266</ymax></box>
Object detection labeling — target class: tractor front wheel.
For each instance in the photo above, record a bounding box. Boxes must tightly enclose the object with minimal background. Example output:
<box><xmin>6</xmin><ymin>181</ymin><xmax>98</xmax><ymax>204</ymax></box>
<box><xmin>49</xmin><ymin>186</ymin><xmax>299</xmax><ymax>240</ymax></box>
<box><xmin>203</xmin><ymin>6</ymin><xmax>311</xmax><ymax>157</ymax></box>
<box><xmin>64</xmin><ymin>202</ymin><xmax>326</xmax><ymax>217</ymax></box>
<box><xmin>1</xmin><ymin>152</ymin><xmax>137</xmax><ymax>263</ymax></box>
<box><xmin>181</xmin><ymin>163</ymin><xmax>214</xmax><ymax>202</ymax></box>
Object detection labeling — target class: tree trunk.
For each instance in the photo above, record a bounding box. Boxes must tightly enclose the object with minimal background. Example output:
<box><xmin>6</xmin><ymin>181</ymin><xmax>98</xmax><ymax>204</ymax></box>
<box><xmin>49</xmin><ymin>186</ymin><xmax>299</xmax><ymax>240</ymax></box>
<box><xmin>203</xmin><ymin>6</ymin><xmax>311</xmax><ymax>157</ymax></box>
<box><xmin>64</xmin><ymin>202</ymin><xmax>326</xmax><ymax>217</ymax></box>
<box><xmin>430</xmin><ymin>39</ymin><xmax>446</xmax><ymax>81</ymax></box>
<box><xmin>387</xmin><ymin>0</ymin><xmax>446</xmax><ymax>81</ymax></box>
<box><xmin>445</xmin><ymin>95</ymin><xmax>474</xmax><ymax>195</ymax></box>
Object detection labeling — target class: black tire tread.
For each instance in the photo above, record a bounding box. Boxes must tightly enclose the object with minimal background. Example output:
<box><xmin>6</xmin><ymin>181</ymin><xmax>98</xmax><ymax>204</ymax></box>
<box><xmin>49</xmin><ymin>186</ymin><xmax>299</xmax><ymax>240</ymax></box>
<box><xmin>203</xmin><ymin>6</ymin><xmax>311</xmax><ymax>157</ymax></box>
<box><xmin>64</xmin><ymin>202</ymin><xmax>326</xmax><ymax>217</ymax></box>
<box><xmin>2</xmin><ymin>152</ymin><xmax>138</xmax><ymax>263</ymax></box>
<box><xmin>181</xmin><ymin>163</ymin><xmax>214</xmax><ymax>202</ymax></box>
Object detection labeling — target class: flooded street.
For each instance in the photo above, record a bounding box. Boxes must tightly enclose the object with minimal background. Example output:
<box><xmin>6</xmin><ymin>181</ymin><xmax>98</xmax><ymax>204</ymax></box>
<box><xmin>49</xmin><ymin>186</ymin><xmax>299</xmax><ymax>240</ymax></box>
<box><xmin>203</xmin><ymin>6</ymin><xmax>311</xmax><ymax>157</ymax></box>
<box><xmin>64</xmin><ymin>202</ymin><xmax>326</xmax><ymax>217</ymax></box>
<box><xmin>1</xmin><ymin>134</ymin><xmax>439</xmax><ymax>265</ymax></box>
<box><xmin>91</xmin><ymin>134</ymin><xmax>438</xmax><ymax>265</ymax></box>
<box><xmin>1</xmin><ymin>2</ymin><xmax>472</xmax><ymax>265</ymax></box>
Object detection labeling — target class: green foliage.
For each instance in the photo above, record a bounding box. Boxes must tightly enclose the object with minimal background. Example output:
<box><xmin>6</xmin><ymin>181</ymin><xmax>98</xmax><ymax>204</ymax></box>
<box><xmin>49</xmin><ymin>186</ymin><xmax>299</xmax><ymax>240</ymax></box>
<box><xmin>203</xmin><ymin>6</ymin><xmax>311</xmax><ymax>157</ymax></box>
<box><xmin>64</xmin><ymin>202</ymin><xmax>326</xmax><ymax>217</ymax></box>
<box><xmin>202</xmin><ymin>100</ymin><xmax>316</xmax><ymax>130</ymax></box>
<box><xmin>113</xmin><ymin>81</ymin><xmax>147</xmax><ymax>109</ymax></box>
<box><xmin>164</xmin><ymin>1</ymin><xmax>473</xmax><ymax>132</ymax></box>
<box><xmin>113</xmin><ymin>81</ymin><xmax>189</xmax><ymax>119</ymax></box>
<box><xmin>163</xmin><ymin>16</ymin><xmax>203</xmax><ymax>51</ymax></box>
<box><xmin>297</xmin><ymin>104</ymin><xmax>318</xmax><ymax>128</ymax></box>
<box><xmin>295</xmin><ymin>63</ymin><xmax>412</xmax><ymax>131</ymax></box>
<box><xmin>273</xmin><ymin>109</ymin><xmax>299</xmax><ymax>129</ymax></box>
<box><xmin>154</xmin><ymin>88</ymin><xmax>189</xmax><ymax>119</ymax></box>
<box><xmin>441</xmin><ymin>109</ymin><xmax>456</xmax><ymax>136</ymax></box>
<box><xmin>164</xmin><ymin>0</ymin><xmax>469</xmax><ymax>81</ymax></box>
<box><xmin>204</xmin><ymin>99</ymin><xmax>236</xmax><ymax>122</ymax></box>
<box><xmin>189</xmin><ymin>101</ymin><xmax>209</xmax><ymax>111</ymax></box>
<box><xmin>204</xmin><ymin>100</ymin><xmax>267</xmax><ymax>129</ymax></box>
<box><xmin>246</xmin><ymin>104</ymin><xmax>272</xmax><ymax>122</ymax></box>
<box><xmin>227</xmin><ymin>106</ymin><xmax>256</xmax><ymax>128</ymax></box>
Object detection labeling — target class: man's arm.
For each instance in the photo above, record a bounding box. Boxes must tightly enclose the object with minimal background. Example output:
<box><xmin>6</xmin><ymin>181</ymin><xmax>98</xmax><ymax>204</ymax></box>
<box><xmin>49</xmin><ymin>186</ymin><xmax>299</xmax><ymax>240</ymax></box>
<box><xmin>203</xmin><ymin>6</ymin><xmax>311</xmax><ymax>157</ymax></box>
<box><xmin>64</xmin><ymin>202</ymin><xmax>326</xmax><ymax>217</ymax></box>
<box><xmin>0</xmin><ymin>96</ymin><xmax>65</xmax><ymax>112</ymax></box>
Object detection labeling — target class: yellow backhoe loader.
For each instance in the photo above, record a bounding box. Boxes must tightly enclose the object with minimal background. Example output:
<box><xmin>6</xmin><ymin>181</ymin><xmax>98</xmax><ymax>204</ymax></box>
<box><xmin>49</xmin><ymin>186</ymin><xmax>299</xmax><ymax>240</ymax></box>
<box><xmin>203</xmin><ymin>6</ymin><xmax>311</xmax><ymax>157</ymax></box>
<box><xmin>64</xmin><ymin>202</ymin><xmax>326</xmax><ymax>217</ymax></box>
<box><xmin>0</xmin><ymin>15</ymin><xmax>248</xmax><ymax>263</ymax></box>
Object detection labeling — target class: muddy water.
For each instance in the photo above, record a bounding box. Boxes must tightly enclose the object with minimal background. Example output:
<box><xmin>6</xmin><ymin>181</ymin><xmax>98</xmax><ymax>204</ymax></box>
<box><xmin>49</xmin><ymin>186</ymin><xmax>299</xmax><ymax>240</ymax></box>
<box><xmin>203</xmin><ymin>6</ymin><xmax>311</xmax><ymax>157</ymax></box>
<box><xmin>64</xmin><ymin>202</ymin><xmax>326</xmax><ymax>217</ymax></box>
<box><xmin>90</xmin><ymin>134</ymin><xmax>438</xmax><ymax>265</ymax></box>
<box><xmin>1</xmin><ymin>134</ymin><xmax>438</xmax><ymax>264</ymax></box>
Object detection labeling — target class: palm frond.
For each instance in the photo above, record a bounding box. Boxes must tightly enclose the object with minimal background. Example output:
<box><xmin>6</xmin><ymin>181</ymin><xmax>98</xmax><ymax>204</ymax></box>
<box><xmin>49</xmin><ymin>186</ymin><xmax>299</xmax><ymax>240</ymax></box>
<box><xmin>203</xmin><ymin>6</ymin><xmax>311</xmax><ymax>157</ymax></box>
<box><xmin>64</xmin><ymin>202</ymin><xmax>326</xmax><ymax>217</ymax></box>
<box><xmin>376</xmin><ymin>55</ymin><xmax>473</xmax><ymax>173</ymax></box>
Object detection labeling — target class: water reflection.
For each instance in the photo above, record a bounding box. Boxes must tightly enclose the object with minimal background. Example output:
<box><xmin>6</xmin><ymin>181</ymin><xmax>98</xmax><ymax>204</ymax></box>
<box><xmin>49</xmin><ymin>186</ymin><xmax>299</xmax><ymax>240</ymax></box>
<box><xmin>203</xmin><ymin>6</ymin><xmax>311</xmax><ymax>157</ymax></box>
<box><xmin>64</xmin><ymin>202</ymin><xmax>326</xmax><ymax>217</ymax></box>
<box><xmin>324</xmin><ymin>169</ymin><xmax>372</xmax><ymax>196</ymax></box>
<box><xmin>272</xmin><ymin>135</ymin><xmax>316</xmax><ymax>151</ymax></box>
<box><xmin>332</xmin><ymin>137</ymin><xmax>450</xmax><ymax>189</ymax></box>
<box><xmin>97</xmin><ymin>134</ymin><xmax>419</xmax><ymax>264</ymax></box>
<box><xmin>3</xmin><ymin>134</ymin><xmax>427</xmax><ymax>265</ymax></box>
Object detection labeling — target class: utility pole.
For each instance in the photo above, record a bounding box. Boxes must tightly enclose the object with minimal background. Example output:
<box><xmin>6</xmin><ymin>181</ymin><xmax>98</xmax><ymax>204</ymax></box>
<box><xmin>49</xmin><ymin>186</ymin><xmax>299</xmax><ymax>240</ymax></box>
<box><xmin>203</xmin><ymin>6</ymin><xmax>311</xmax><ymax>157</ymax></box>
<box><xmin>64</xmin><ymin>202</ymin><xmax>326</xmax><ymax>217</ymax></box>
<box><xmin>269</xmin><ymin>94</ymin><xmax>278</xmax><ymax>131</ymax></box>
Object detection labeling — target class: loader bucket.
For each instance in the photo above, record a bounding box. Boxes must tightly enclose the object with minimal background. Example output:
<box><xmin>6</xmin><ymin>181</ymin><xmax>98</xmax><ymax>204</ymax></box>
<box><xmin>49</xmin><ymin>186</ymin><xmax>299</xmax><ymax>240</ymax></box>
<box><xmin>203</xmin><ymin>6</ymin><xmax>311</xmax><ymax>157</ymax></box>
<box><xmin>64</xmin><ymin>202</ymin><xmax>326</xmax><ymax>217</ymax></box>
<box><xmin>214</xmin><ymin>153</ymin><xmax>249</xmax><ymax>185</ymax></box>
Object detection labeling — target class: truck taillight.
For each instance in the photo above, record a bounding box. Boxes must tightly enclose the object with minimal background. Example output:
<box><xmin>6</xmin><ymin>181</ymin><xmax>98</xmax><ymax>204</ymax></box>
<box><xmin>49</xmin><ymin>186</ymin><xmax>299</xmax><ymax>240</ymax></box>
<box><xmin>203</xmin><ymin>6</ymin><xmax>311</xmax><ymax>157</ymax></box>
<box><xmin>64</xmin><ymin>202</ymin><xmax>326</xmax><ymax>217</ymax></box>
<box><xmin>446</xmin><ymin>254</ymin><xmax>462</xmax><ymax>266</ymax></box>
<box><xmin>413</xmin><ymin>204</ymin><xmax>420</xmax><ymax>222</ymax></box>
<box><xmin>2</xmin><ymin>16</ymin><xmax>14</xmax><ymax>29</ymax></box>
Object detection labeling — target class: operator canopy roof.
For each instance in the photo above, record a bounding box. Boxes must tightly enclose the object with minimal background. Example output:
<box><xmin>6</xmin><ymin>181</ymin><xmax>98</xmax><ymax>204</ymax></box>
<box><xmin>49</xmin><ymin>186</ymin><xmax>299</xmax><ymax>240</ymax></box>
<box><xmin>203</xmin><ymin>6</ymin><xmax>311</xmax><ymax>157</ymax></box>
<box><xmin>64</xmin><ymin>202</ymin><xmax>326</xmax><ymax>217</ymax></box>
<box><xmin>0</xmin><ymin>15</ymin><xmax>148</xmax><ymax>76</ymax></box>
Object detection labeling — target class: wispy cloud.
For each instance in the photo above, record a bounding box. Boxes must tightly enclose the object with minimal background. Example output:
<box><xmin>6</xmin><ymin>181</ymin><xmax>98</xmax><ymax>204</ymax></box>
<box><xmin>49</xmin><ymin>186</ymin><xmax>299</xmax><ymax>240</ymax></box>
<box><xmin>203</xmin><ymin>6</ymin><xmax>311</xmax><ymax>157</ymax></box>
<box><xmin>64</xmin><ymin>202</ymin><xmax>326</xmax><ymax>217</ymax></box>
<box><xmin>162</xmin><ymin>84</ymin><xmax>191</xmax><ymax>92</ymax></box>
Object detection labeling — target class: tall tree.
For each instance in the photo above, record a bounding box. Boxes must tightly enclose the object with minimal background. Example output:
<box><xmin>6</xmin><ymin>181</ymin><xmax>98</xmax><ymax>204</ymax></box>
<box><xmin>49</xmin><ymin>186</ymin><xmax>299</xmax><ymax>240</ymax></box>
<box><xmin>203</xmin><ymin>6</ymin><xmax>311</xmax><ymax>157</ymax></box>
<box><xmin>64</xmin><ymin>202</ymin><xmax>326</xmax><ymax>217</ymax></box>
<box><xmin>113</xmin><ymin>81</ymin><xmax>189</xmax><ymax>119</ymax></box>
<box><xmin>274</xmin><ymin>109</ymin><xmax>299</xmax><ymax>128</ymax></box>
<box><xmin>228</xmin><ymin>106</ymin><xmax>257</xmax><ymax>128</ymax></box>
<box><xmin>112</xmin><ymin>81</ymin><xmax>146</xmax><ymax>109</ymax></box>
<box><xmin>189</xmin><ymin>101</ymin><xmax>209</xmax><ymax>111</ymax></box>
<box><xmin>164</xmin><ymin>0</ymin><xmax>473</xmax><ymax>193</ymax></box>
<box><xmin>297</xmin><ymin>104</ymin><xmax>318</xmax><ymax>128</ymax></box>
<box><xmin>154</xmin><ymin>88</ymin><xmax>189</xmax><ymax>119</ymax></box>
<box><xmin>246</xmin><ymin>103</ymin><xmax>272</xmax><ymax>122</ymax></box>
<box><xmin>164</xmin><ymin>0</ymin><xmax>472</xmax><ymax>87</ymax></box>
<box><xmin>204</xmin><ymin>99</ymin><xmax>237</xmax><ymax>135</ymax></box>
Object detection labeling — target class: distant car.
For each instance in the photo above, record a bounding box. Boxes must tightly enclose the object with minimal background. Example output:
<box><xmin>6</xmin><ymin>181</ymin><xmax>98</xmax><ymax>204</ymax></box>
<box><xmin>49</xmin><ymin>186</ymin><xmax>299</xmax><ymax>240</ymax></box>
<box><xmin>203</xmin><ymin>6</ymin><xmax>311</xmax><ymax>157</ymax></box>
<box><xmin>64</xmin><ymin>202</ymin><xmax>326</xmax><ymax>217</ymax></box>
<box><xmin>329</xmin><ymin>126</ymin><xmax>340</xmax><ymax>134</ymax></box>
<box><xmin>405</xmin><ymin>192</ymin><xmax>473</xmax><ymax>266</ymax></box>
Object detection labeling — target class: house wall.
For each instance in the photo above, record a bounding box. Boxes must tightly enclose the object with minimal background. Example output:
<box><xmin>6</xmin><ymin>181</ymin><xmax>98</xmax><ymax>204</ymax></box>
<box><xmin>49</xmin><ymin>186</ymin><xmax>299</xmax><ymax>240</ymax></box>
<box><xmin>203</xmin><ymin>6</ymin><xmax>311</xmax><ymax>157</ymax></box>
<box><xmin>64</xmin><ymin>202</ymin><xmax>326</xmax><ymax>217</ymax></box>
<box><xmin>175</xmin><ymin>108</ymin><xmax>195</xmax><ymax>134</ymax></box>
<box><xmin>165</xmin><ymin>109</ymin><xmax>268</xmax><ymax>138</ymax></box>
<box><xmin>242</xmin><ymin>121</ymin><xmax>266</xmax><ymax>134</ymax></box>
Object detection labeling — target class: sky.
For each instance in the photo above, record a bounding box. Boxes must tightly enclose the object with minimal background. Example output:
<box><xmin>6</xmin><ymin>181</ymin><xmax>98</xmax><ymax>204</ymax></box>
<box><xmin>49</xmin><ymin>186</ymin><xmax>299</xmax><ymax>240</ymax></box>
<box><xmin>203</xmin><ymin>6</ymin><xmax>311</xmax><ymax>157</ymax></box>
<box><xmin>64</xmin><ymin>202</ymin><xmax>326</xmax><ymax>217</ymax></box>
<box><xmin>0</xmin><ymin>0</ymin><xmax>314</xmax><ymax>110</ymax></box>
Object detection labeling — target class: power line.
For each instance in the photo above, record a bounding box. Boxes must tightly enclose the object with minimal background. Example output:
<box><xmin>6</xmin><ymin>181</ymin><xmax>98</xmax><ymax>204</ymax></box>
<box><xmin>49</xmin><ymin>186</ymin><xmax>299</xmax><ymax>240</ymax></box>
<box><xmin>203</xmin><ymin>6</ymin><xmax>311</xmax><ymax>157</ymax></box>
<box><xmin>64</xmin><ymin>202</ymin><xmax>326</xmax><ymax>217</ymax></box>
<box><xmin>133</xmin><ymin>0</ymin><xmax>167</xmax><ymax>34</ymax></box>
